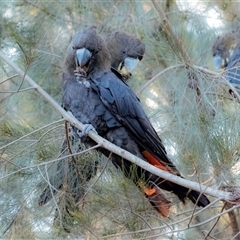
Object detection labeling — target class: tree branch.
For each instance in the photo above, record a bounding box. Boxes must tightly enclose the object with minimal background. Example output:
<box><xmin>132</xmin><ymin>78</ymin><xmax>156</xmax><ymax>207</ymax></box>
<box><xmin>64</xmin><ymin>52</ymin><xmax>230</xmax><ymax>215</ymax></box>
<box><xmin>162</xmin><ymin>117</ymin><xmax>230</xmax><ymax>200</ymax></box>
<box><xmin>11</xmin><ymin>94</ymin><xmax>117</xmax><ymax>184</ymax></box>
<box><xmin>0</xmin><ymin>50</ymin><xmax>238</xmax><ymax>203</ymax></box>
<box><xmin>151</xmin><ymin>0</ymin><xmax>191</xmax><ymax>64</ymax></box>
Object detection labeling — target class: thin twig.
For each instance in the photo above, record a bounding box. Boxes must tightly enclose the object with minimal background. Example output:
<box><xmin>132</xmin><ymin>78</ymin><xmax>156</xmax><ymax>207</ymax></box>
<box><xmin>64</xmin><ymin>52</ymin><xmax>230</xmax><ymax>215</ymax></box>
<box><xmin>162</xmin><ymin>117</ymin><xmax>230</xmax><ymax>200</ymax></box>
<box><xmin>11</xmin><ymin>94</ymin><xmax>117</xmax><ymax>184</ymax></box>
<box><xmin>231</xmin><ymin>231</ymin><xmax>240</xmax><ymax>240</ymax></box>
<box><xmin>7</xmin><ymin>124</ymin><xmax>63</xmax><ymax>163</ymax></box>
<box><xmin>76</xmin><ymin>155</ymin><xmax>110</xmax><ymax>205</ymax></box>
<box><xmin>99</xmin><ymin>198</ymin><xmax>222</xmax><ymax>239</ymax></box>
<box><xmin>0</xmin><ymin>87</ymin><xmax>36</xmax><ymax>93</ymax></box>
<box><xmin>0</xmin><ymin>144</ymin><xmax>101</xmax><ymax>181</ymax></box>
<box><xmin>64</xmin><ymin>121</ymin><xmax>87</xmax><ymax>183</ymax></box>
<box><xmin>203</xmin><ymin>203</ymin><xmax>225</xmax><ymax>239</ymax></box>
<box><xmin>0</xmin><ymin>119</ymin><xmax>63</xmax><ymax>151</ymax></box>
<box><xmin>64</xmin><ymin>121</ymin><xmax>74</xmax><ymax>161</ymax></box>
<box><xmin>37</xmin><ymin>165</ymin><xmax>63</xmax><ymax>226</ymax></box>
<box><xmin>0</xmin><ymin>74</ymin><xmax>19</xmax><ymax>85</ymax></box>
<box><xmin>137</xmin><ymin>64</ymin><xmax>185</xmax><ymax>95</ymax></box>
<box><xmin>101</xmin><ymin>203</ymin><xmax>240</xmax><ymax>240</ymax></box>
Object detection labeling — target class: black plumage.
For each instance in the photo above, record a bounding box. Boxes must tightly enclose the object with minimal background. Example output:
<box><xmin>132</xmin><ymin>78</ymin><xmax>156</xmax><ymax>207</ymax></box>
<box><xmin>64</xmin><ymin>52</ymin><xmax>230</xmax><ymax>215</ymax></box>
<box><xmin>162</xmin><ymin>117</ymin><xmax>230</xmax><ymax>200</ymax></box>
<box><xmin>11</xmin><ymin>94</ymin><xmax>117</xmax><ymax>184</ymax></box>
<box><xmin>61</xmin><ymin>27</ymin><xmax>210</xmax><ymax>217</ymax></box>
<box><xmin>39</xmin><ymin>27</ymin><xmax>210</xmax><ymax>217</ymax></box>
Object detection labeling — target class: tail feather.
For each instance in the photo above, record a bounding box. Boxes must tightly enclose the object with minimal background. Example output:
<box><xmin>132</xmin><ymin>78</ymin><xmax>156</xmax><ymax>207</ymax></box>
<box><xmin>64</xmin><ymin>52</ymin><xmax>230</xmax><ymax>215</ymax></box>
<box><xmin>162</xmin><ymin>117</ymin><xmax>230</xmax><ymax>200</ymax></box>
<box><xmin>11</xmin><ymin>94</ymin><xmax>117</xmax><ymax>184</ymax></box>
<box><xmin>142</xmin><ymin>150</ymin><xmax>210</xmax><ymax>208</ymax></box>
<box><xmin>188</xmin><ymin>190</ymin><xmax>210</xmax><ymax>207</ymax></box>
<box><xmin>139</xmin><ymin>181</ymin><xmax>171</xmax><ymax>217</ymax></box>
<box><xmin>142</xmin><ymin>150</ymin><xmax>178</xmax><ymax>174</ymax></box>
<box><xmin>145</xmin><ymin>187</ymin><xmax>171</xmax><ymax>218</ymax></box>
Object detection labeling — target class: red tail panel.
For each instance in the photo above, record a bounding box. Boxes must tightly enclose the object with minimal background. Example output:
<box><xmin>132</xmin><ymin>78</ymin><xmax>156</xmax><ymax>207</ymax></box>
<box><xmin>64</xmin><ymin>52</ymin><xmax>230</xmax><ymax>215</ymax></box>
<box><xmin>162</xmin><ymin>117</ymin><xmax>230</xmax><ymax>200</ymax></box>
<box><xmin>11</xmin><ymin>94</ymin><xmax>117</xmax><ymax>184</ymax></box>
<box><xmin>142</xmin><ymin>150</ymin><xmax>176</xmax><ymax>174</ymax></box>
<box><xmin>138</xmin><ymin>181</ymin><xmax>171</xmax><ymax>217</ymax></box>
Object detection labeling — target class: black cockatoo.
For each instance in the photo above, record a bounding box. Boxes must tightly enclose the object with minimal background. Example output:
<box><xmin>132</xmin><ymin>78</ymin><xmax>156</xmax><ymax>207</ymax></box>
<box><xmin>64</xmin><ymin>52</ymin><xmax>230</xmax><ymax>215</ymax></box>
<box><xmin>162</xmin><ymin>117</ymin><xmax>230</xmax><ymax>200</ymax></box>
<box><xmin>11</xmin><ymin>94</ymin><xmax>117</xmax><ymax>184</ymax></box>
<box><xmin>60</xmin><ymin>26</ymin><xmax>210</xmax><ymax>217</ymax></box>
<box><xmin>212</xmin><ymin>29</ymin><xmax>240</xmax><ymax>95</ymax></box>
<box><xmin>105</xmin><ymin>31</ymin><xmax>145</xmax><ymax>80</ymax></box>
<box><xmin>38</xmin><ymin>31</ymin><xmax>145</xmax><ymax>207</ymax></box>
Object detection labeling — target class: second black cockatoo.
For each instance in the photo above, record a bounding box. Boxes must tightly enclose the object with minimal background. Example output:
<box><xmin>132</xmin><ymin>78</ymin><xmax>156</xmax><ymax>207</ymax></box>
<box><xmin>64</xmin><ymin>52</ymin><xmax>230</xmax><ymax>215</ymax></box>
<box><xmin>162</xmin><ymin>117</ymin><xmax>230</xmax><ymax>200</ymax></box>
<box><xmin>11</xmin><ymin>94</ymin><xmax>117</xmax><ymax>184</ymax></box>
<box><xmin>212</xmin><ymin>29</ymin><xmax>240</xmax><ymax>95</ymax></box>
<box><xmin>105</xmin><ymin>31</ymin><xmax>145</xmax><ymax>79</ymax></box>
<box><xmin>61</xmin><ymin>27</ymin><xmax>210</xmax><ymax>217</ymax></box>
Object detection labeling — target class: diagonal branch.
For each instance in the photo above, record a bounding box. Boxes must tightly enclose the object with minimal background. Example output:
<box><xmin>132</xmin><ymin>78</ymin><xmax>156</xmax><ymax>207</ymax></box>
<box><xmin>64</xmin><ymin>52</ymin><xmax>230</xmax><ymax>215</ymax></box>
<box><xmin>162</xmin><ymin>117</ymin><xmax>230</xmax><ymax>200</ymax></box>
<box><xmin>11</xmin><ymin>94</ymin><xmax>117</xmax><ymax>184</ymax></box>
<box><xmin>0</xmin><ymin>50</ymin><xmax>238</xmax><ymax>203</ymax></box>
<box><xmin>151</xmin><ymin>0</ymin><xmax>191</xmax><ymax>64</ymax></box>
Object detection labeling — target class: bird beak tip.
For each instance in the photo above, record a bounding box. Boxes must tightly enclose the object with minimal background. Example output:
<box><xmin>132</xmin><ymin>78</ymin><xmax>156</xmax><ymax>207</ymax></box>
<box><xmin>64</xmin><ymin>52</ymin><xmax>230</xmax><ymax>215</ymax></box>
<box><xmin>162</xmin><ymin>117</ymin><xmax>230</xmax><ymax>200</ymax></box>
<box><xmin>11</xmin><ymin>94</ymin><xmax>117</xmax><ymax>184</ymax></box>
<box><xmin>76</xmin><ymin>48</ymin><xmax>92</xmax><ymax>67</ymax></box>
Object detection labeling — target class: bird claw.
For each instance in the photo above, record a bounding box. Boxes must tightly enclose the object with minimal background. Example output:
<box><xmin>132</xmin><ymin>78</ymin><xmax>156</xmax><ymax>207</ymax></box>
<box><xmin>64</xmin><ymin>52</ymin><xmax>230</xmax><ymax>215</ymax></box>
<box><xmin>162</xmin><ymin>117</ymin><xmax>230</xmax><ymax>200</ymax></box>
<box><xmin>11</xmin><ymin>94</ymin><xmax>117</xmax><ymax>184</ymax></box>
<box><xmin>77</xmin><ymin>124</ymin><xmax>97</xmax><ymax>137</ymax></box>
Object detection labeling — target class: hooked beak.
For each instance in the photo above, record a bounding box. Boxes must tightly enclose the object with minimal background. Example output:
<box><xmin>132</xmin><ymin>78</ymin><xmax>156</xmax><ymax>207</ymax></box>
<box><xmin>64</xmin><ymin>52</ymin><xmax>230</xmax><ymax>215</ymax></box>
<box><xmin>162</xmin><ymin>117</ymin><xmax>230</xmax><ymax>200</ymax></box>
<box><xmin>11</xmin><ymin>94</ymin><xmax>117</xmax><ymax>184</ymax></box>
<box><xmin>76</xmin><ymin>48</ymin><xmax>92</xmax><ymax>67</ymax></box>
<box><xmin>213</xmin><ymin>55</ymin><xmax>224</xmax><ymax>69</ymax></box>
<box><xmin>124</xmin><ymin>57</ymin><xmax>139</xmax><ymax>73</ymax></box>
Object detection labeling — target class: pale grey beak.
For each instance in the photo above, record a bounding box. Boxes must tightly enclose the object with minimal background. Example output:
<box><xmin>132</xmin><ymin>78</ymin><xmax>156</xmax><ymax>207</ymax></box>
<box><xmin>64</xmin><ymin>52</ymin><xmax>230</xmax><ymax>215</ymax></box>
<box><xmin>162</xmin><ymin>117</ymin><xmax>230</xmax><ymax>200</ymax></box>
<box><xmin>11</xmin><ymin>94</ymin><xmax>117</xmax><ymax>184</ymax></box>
<box><xmin>124</xmin><ymin>57</ymin><xmax>139</xmax><ymax>72</ymax></box>
<box><xmin>213</xmin><ymin>55</ymin><xmax>223</xmax><ymax>69</ymax></box>
<box><xmin>76</xmin><ymin>48</ymin><xmax>92</xmax><ymax>67</ymax></box>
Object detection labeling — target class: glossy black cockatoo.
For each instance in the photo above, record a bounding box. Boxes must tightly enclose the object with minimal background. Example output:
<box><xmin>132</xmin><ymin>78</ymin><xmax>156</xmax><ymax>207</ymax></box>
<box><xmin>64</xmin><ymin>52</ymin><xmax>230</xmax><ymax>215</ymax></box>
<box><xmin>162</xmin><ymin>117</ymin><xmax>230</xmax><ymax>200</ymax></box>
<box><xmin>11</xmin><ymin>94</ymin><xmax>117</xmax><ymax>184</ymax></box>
<box><xmin>212</xmin><ymin>29</ymin><xmax>240</xmax><ymax>96</ymax></box>
<box><xmin>105</xmin><ymin>31</ymin><xmax>145</xmax><ymax>79</ymax></box>
<box><xmin>60</xmin><ymin>26</ymin><xmax>210</xmax><ymax>217</ymax></box>
<box><xmin>38</xmin><ymin>31</ymin><xmax>145</xmax><ymax>207</ymax></box>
